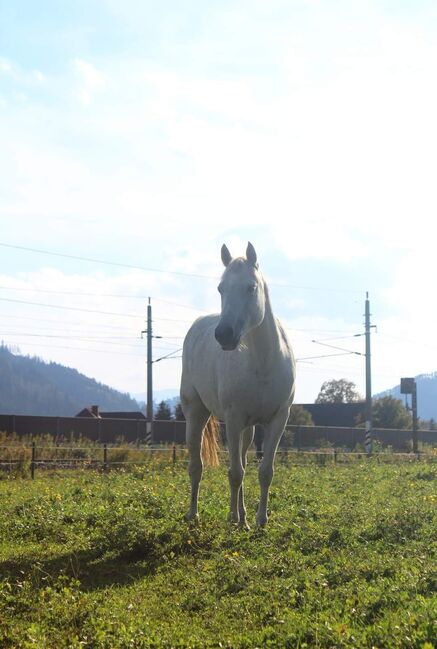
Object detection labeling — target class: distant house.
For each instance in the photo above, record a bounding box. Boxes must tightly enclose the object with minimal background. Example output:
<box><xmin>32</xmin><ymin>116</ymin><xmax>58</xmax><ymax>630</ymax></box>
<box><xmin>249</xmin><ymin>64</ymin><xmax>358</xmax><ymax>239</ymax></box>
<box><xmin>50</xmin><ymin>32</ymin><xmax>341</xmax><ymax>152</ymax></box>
<box><xmin>100</xmin><ymin>411</ymin><xmax>146</xmax><ymax>420</ymax></box>
<box><xmin>75</xmin><ymin>405</ymin><xmax>146</xmax><ymax>420</ymax></box>
<box><xmin>76</xmin><ymin>405</ymin><xmax>100</xmax><ymax>418</ymax></box>
<box><xmin>298</xmin><ymin>402</ymin><xmax>365</xmax><ymax>427</ymax></box>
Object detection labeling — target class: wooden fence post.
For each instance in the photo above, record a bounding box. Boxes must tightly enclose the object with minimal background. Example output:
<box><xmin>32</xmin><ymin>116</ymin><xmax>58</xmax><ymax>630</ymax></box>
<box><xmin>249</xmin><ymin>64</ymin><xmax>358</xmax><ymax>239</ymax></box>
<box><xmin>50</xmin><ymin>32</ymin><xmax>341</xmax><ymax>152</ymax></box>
<box><xmin>31</xmin><ymin>441</ymin><xmax>36</xmax><ymax>480</ymax></box>
<box><xmin>103</xmin><ymin>443</ymin><xmax>108</xmax><ymax>473</ymax></box>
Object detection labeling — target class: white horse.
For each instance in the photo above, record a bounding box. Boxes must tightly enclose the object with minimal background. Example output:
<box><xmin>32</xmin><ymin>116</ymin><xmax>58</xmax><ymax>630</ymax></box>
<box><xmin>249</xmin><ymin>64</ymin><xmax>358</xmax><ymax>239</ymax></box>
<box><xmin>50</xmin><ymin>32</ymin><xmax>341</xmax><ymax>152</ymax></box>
<box><xmin>180</xmin><ymin>242</ymin><xmax>296</xmax><ymax>527</ymax></box>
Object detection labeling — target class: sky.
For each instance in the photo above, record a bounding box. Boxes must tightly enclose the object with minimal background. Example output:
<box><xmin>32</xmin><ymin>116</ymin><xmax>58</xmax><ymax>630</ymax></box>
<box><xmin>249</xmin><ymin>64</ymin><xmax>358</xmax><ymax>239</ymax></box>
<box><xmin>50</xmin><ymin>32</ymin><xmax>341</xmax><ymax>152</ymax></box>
<box><xmin>1</xmin><ymin>0</ymin><xmax>437</xmax><ymax>405</ymax></box>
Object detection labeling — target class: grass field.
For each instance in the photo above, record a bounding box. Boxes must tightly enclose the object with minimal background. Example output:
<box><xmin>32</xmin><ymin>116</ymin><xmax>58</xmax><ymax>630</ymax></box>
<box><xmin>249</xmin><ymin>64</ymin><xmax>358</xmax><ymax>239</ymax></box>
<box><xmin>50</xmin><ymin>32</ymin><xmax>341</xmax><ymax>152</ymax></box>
<box><xmin>0</xmin><ymin>458</ymin><xmax>436</xmax><ymax>648</ymax></box>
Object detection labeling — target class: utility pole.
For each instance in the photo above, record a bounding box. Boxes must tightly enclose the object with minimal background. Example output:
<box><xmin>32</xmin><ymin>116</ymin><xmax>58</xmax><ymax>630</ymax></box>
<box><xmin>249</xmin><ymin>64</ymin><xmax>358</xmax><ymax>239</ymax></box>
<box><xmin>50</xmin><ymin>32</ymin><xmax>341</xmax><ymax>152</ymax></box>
<box><xmin>364</xmin><ymin>292</ymin><xmax>373</xmax><ymax>455</ymax></box>
<box><xmin>147</xmin><ymin>297</ymin><xmax>153</xmax><ymax>421</ymax></box>
<box><xmin>141</xmin><ymin>298</ymin><xmax>154</xmax><ymax>444</ymax></box>
<box><xmin>147</xmin><ymin>298</ymin><xmax>153</xmax><ymax>440</ymax></box>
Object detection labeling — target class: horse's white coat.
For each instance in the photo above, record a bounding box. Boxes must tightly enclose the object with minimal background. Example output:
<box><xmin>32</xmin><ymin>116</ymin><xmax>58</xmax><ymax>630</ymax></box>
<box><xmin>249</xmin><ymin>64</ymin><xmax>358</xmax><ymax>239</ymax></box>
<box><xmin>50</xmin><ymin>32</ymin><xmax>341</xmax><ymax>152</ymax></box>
<box><xmin>180</xmin><ymin>243</ymin><xmax>296</xmax><ymax>527</ymax></box>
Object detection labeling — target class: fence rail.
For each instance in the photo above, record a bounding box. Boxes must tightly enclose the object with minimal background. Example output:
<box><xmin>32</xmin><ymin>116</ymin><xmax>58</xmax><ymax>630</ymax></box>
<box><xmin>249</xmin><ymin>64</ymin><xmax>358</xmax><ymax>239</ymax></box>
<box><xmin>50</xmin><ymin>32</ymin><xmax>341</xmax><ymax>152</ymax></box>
<box><xmin>0</xmin><ymin>441</ymin><xmax>435</xmax><ymax>479</ymax></box>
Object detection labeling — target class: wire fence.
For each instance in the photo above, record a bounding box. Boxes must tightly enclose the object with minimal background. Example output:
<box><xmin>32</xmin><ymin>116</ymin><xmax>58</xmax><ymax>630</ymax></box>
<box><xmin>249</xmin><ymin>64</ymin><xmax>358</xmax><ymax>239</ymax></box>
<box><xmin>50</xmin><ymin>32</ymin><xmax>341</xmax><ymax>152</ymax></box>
<box><xmin>0</xmin><ymin>441</ymin><xmax>435</xmax><ymax>479</ymax></box>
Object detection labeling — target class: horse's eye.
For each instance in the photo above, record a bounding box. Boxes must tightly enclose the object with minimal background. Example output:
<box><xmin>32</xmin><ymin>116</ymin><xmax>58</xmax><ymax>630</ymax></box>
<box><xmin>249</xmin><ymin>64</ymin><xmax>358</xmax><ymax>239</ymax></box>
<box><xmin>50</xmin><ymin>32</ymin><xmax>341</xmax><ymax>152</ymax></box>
<box><xmin>248</xmin><ymin>284</ymin><xmax>257</xmax><ymax>293</ymax></box>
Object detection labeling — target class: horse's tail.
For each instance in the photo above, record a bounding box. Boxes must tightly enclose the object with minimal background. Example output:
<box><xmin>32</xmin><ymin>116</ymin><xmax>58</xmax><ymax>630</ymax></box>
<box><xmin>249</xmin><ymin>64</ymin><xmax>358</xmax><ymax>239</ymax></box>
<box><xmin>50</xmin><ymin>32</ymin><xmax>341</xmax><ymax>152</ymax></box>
<box><xmin>201</xmin><ymin>416</ymin><xmax>220</xmax><ymax>467</ymax></box>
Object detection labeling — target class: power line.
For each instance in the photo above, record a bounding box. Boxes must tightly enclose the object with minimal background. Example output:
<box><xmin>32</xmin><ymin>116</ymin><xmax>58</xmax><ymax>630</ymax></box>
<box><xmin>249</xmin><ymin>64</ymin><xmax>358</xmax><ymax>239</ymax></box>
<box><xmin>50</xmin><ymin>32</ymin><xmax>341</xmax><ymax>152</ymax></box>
<box><xmin>0</xmin><ymin>242</ymin><xmax>217</xmax><ymax>280</ymax></box>
<box><xmin>0</xmin><ymin>284</ymin><xmax>211</xmax><ymax>312</ymax></box>
<box><xmin>296</xmin><ymin>352</ymin><xmax>355</xmax><ymax>362</ymax></box>
<box><xmin>1</xmin><ymin>301</ymin><xmax>367</xmax><ymax>357</ymax></box>
<box><xmin>0</xmin><ymin>331</ymin><xmax>182</xmax><ymax>352</ymax></box>
<box><xmin>153</xmin><ymin>297</ymin><xmax>209</xmax><ymax>312</ymax></box>
<box><xmin>0</xmin><ymin>297</ymin><xmax>143</xmax><ymax>319</ymax></box>
<box><xmin>0</xmin><ymin>312</ymin><xmax>141</xmax><ymax>332</ymax></box>
<box><xmin>0</xmin><ymin>241</ymin><xmax>363</xmax><ymax>292</ymax></box>
<box><xmin>0</xmin><ymin>302</ymin><xmax>362</xmax><ymax>337</ymax></box>
<box><xmin>310</xmin><ymin>340</ymin><xmax>364</xmax><ymax>356</ymax></box>
<box><xmin>0</xmin><ymin>331</ymin><xmax>144</xmax><ymax>347</ymax></box>
<box><xmin>3</xmin><ymin>340</ymin><xmax>144</xmax><ymax>357</ymax></box>
<box><xmin>153</xmin><ymin>348</ymin><xmax>183</xmax><ymax>364</ymax></box>
<box><xmin>0</xmin><ymin>296</ymin><xmax>197</xmax><ymax>323</ymax></box>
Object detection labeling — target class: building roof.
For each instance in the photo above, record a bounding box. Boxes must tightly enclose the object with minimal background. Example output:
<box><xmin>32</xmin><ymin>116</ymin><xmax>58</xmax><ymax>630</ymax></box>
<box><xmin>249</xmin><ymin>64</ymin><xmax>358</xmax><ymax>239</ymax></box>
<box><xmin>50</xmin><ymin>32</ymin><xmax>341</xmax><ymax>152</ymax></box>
<box><xmin>100</xmin><ymin>411</ymin><xmax>146</xmax><ymax>420</ymax></box>
<box><xmin>75</xmin><ymin>406</ymin><xmax>146</xmax><ymax>420</ymax></box>
<box><xmin>75</xmin><ymin>407</ymin><xmax>99</xmax><ymax>418</ymax></box>
<box><xmin>298</xmin><ymin>402</ymin><xmax>365</xmax><ymax>427</ymax></box>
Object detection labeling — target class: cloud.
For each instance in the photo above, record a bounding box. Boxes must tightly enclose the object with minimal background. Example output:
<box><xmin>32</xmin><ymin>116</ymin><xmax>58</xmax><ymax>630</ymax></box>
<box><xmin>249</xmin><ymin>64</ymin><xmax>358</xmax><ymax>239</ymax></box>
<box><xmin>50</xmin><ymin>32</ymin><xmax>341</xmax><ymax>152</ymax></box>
<box><xmin>1</xmin><ymin>0</ymin><xmax>437</xmax><ymax>400</ymax></box>
<box><xmin>0</xmin><ymin>58</ymin><xmax>13</xmax><ymax>74</ymax></box>
<box><xmin>73</xmin><ymin>58</ymin><xmax>107</xmax><ymax>105</ymax></box>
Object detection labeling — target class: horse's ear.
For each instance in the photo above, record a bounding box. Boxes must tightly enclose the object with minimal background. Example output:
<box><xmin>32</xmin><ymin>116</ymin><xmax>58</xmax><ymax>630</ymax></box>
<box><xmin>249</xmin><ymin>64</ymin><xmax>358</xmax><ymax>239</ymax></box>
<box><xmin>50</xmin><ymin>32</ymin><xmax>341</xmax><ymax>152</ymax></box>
<box><xmin>221</xmin><ymin>244</ymin><xmax>232</xmax><ymax>267</ymax></box>
<box><xmin>246</xmin><ymin>242</ymin><xmax>258</xmax><ymax>268</ymax></box>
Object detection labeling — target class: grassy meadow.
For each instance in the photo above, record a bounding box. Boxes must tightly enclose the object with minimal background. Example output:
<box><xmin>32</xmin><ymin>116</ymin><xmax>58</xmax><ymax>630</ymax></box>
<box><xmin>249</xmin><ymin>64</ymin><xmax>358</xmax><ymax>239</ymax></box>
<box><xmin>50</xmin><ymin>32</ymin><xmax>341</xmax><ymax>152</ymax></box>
<box><xmin>0</xmin><ymin>456</ymin><xmax>436</xmax><ymax>648</ymax></box>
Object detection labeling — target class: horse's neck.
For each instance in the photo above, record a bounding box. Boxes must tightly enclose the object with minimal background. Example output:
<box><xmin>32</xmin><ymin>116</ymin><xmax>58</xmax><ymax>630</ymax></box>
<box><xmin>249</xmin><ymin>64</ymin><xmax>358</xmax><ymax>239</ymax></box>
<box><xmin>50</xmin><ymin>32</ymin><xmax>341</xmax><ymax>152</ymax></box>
<box><xmin>246</xmin><ymin>282</ymin><xmax>282</xmax><ymax>367</ymax></box>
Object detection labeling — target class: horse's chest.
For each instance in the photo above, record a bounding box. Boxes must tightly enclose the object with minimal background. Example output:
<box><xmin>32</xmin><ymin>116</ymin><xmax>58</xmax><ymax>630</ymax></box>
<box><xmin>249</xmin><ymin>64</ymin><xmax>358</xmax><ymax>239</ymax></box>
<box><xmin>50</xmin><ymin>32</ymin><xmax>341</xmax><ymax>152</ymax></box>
<box><xmin>220</xmin><ymin>366</ymin><xmax>290</xmax><ymax>423</ymax></box>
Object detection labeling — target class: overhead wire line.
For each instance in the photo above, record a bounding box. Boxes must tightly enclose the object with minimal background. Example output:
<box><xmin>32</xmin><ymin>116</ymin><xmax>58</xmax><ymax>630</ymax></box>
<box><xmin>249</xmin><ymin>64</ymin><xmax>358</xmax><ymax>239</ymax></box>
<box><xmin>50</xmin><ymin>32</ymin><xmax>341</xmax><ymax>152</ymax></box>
<box><xmin>0</xmin><ymin>296</ymin><xmax>143</xmax><ymax>319</ymax></box>
<box><xmin>153</xmin><ymin>348</ymin><xmax>184</xmax><ymax>364</ymax></box>
<box><xmin>3</xmin><ymin>340</ymin><xmax>146</xmax><ymax>357</ymax></box>
<box><xmin>296</xmin><ymin>352</ymin><xmax>357</xmax><ymax>362</ymax></box>
<box><xmin>0</xmin><ymin>284</ymin><xmax>211</xmax><ymax>313</ymax></box>
<box><xmin>0</xmin><ymin>243</ymin><xmax>217</xmax><ymax>280</ymax></box>
<box><xmin>0</xmin><ymin>312</ymin><xmax>142</xmax><ymax>333</ymax></box>
<box><xmin>0</xmin><ymin>307</ymin><xmax>362</xmax><ymax>337</ymax></box>
<box><xmin>0</xmin><ymin>241</ymin><xmax>364</xmax><ymax>292</ymax></box>
<box><xmin>310</xmin><ymin>340</ymin><xmax>364</xmax><ymax>356</ymax></box>
<box><xmin>0</xmin><ymin>331</ymin><xmax>182</xmax><ymax>353</ymax></box>
<box><xmin>0</xmin><ymin>296</ymin><xmax>198</xmax><ymax>325</ymax></box>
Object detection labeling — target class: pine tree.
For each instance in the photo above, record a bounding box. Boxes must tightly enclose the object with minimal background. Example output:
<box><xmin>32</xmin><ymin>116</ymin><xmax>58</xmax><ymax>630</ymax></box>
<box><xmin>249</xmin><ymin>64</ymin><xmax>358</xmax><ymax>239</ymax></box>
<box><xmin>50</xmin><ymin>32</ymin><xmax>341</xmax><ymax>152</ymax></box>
<box><xmin>174</xmin><ymin>402</ymin><xmax>185</xmax><ymax>421</ymax></box>
<box><xmin>155</xmin><ymin>400</ymin><xmax>173</xmax><ymax>420</ymax></box>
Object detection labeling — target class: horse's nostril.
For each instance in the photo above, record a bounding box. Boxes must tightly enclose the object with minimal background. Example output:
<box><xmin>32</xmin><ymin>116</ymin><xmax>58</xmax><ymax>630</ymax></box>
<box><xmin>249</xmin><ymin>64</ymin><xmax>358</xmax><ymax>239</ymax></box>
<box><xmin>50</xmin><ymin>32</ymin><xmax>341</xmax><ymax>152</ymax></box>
<box><xmin>215</xmin><ymin>324</ymin><xmax>234</xmax><ymax>345</ymax></box>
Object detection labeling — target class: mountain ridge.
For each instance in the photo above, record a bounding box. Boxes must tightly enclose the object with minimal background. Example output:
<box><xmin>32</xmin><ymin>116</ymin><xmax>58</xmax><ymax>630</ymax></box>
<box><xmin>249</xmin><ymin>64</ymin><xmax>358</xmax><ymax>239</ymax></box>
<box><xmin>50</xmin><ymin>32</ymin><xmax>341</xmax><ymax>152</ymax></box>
<box><xmin>0</xmin><ymin>344</ymin><xmax>141</xmax><ymax>416</ymax></box>
<box><xmin>375</xmin><ymin>372</ymin><xmax>437</xmax><ymax>420</ymax></box>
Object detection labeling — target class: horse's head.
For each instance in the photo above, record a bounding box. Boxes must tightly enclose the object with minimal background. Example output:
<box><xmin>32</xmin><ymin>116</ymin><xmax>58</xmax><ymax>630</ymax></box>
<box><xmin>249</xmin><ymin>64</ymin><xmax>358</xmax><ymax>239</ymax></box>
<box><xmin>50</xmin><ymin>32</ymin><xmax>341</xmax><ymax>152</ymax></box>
<box><xmin>215</xmin><ymin>242</ymin><xmax>265</xmax><ymax>351</ymax></box>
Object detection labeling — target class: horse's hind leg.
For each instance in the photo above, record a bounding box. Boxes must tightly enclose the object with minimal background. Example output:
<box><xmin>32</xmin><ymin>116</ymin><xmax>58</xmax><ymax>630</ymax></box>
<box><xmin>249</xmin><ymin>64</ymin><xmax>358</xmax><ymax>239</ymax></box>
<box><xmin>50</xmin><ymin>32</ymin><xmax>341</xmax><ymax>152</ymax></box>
<box><xmin>238</xmin><ymin>426</ymin><xmax>254</xmax><ymax>529</ymax></box>
<box><xmin>182</xmin><ymin>391</ymin><xmax>210</xmax><ymax>521</ymax></box>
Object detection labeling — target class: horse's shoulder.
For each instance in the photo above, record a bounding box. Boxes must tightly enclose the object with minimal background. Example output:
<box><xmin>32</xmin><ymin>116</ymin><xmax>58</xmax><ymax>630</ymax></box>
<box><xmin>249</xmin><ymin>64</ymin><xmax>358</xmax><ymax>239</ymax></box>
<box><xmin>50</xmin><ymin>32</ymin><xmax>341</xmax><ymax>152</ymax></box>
<box><xmin>276</xmin><ymin>318</ymin><xmax>293</xmax><ymax>352</ymax></box>
<box><xmin>184</xmin><ymin>314</ymin><xmax>220</xmax><ymax>348</ymax></box>
<box><xmin>188</xmin><ymin>314</ymin><xmax>219</xmax><ymax>333</ymax></box>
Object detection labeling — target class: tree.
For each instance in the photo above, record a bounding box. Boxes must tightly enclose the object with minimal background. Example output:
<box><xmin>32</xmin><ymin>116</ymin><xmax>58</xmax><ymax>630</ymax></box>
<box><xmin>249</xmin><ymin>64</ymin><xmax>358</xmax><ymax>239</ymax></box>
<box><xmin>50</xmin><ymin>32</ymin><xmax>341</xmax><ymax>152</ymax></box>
<box><xmin>155</xmin><ymin>400</ymin><xmax>173</xmax><ymax>420</ymax></box>
<box><xmin>174</xmin><ymin>402</ymin><xmax>185</xmax><ymax>421</ymax></box>
<box><xmin>372</xmin><ymin>396</ymin><xmax>412</xmax><ymax>429</ymax></box>
<box><xmin>287</xmin><ymin>405</ymin><xmax>314</xmax><ymax>426</ymax></box>
<box><xmin>316</xmin><ymin>379</ymin><xmax>362</xmax><ymax>404</ymax></box>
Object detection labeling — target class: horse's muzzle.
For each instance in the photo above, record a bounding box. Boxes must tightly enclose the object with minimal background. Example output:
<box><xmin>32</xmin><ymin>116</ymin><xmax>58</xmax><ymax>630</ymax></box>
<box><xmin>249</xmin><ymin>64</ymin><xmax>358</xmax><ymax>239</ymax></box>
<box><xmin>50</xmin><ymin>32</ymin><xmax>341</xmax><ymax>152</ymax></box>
<box><xmin>215</xmin><ymin>323</ymin><xmax>239</xmax><ymax>350</ymax></box>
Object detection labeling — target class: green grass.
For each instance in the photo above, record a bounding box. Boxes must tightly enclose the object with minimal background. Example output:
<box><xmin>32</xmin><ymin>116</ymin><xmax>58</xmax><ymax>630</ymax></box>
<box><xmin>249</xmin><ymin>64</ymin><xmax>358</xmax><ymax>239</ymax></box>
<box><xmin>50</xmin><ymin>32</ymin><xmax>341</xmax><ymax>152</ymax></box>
<box><xmin>0</xmin><ymin>460</ymin><xmax>436</xmax><ymax>648</ymax></box>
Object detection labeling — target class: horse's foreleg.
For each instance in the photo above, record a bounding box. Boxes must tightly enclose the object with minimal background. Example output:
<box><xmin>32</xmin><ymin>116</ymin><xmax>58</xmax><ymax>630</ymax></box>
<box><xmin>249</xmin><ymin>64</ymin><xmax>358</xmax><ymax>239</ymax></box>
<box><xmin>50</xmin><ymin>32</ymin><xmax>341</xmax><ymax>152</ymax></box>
<box><xmin>238</xmin><ymin>426</ymin><xmax>254</xmax><ymax>529</ymax></box>
<box><xmin>184</xmin><ymin>402</ymin><xmax>209</xmax><ymax>522</ymax></box>
<box><xmin>225</xmin><ymin>422</ymin><xmax>244</xmax><ymax>525</ymax></box>
<box><xmin>257</xmin><ymin>407</ymin><xmax>289</xmax><ymax>527</ymax></box>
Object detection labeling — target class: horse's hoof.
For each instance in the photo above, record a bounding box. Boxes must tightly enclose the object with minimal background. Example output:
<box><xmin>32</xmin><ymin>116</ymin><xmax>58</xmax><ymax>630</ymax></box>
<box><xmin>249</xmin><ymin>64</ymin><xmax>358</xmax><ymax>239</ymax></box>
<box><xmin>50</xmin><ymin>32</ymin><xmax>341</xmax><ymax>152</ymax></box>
<box><xmin>239</xmin><ymin>521</ymin><xmax>251</xmax><ymax>531</ymax></box>
<box><xmin>227</xmin><ymin>512</ymin><xmax>240</xmax><ymax>525</ymax></box>
<box><xmin>185</xmin><ymin>512</ymin><xmax>199</xmax><ymax>524</ymax></box>
<box><xmin>256</xmin><ymin>515</ymin><xmax>268</xmax><ymax>528</ymax></box>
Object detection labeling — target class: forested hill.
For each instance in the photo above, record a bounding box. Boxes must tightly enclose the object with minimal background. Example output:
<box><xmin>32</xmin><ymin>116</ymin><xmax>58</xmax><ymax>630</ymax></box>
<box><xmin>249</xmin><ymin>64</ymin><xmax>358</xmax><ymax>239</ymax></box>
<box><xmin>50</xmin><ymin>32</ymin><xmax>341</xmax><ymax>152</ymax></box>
<box><xmin>376</xmin><ymin>372</ymin><xmax>437</xmax><ymax>421</ymax></box>
<box><xmin>0</xmin><ymin>345</ymin><xmax>141</xmax><ymax>416</ymax></box>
